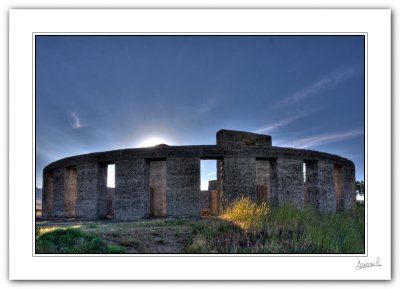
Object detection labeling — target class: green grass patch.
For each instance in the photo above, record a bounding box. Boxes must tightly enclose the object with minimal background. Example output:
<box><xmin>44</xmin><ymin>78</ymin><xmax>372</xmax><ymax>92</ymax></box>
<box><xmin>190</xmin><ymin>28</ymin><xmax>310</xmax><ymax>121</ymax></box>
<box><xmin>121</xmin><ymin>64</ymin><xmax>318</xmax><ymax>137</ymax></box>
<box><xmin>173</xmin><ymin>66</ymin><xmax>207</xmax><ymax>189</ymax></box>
<box><xmin>36</xmin><ymin>228</ymin><xmax>108</xmax><ymax>254</ymax></box>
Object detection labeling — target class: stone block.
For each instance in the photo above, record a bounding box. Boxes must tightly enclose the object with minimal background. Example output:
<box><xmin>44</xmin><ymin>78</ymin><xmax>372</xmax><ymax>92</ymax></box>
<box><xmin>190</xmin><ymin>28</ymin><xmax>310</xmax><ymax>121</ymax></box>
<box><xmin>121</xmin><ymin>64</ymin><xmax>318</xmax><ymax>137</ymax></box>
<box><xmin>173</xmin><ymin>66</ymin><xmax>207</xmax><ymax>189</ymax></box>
<box><xmin>114</xmin><ymin>159</ymin><xmax>148</xmax><ymax>220</ymax></box>
<box><xmin>75</xmin><ymin>162</ymin><xmax>100</xmax><ymax>219</ymax></box>
<box><xmin>223</xmin><ymin>157</ymin><xmax>257</xmax><ymax>206</ymax></box>
<box><xmin>52</xmin><ymin>167</ymin><xmax>66</xmax><ymax>218</ymax></box>
<box><xmin>276</xmin><ymin>158</ymin><xmax>304</xmax><ymax>208</ymax></box>
<box><xmin>167</xmin><ymin>157</ymin><xmax>200</xmax><ymax>218</ymax></box>
<box><xmin>217</xmin><ymin>129</ymin><xmax>272</xmax><ymax>147</ymax></box>
<box><xmin>316</xmin><ymin>161</ymin><xmax>336</xmax><ymax>213</ymax></box>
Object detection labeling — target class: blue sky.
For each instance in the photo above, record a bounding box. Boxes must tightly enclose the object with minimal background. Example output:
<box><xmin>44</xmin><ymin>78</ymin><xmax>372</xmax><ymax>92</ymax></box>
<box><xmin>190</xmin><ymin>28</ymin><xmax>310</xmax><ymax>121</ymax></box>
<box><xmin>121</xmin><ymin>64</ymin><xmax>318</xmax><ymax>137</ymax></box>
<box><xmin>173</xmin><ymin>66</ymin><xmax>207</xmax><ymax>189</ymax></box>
<box><xmin>36</xmin><ymin>35</ymin><xmax>365</xmax><ymax>189</ymax></box>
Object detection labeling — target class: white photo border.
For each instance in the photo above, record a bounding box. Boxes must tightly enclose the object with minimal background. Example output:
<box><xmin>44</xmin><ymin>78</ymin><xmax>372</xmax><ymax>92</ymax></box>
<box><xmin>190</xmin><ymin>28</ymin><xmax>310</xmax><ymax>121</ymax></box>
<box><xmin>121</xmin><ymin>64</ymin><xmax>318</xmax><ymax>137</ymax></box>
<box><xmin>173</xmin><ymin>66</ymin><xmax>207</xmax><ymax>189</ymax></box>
<box><xmin>9</xmin><ymin>9</ymin><xmax>391</xmax><ymax>280</ymax></box>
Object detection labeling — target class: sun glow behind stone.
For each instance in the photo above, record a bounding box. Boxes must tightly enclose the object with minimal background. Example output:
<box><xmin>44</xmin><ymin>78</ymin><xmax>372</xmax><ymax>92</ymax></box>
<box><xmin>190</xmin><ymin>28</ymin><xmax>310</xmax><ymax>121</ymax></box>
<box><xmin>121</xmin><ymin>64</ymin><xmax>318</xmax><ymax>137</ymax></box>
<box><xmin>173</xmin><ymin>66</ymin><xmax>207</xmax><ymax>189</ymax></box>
<box><xmin>138</xmin><ymin>137</ymin><xmax>168</xmax><ymax>148</ymax></box>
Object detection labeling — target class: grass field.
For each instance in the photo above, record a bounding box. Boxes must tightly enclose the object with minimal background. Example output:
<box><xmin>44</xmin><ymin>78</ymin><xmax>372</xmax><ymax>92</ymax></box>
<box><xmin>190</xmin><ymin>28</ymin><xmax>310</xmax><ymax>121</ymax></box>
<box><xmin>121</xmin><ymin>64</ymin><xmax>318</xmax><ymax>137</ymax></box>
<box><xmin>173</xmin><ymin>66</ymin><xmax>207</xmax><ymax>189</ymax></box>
<box><xmin>35</xmin><ymin>199</ymin><xmax>365</xmax><ymax>254</ymax></box>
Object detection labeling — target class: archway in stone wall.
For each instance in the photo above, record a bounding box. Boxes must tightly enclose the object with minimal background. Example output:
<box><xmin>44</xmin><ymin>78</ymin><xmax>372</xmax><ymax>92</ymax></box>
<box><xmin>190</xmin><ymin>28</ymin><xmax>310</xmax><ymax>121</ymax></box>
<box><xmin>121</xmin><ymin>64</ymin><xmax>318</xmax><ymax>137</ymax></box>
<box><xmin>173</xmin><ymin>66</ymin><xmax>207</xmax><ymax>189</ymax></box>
<box><xmin>106</xmin><ymin>164</ymin><xmax>115</xmax><ymax>218</ymax></box>
<box><xmin>200</xmin><ymin>158</ymin><xmax>223</xmax><ymax>216</ymax></box>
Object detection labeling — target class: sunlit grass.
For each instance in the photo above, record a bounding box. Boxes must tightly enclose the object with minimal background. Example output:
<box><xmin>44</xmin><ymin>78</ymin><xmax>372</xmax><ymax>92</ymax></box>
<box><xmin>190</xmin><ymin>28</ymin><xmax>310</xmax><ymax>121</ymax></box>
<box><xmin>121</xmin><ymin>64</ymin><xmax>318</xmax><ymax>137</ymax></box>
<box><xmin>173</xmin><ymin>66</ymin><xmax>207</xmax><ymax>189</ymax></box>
<box><xmin>221</xmin><ymin>197</ymin><xmax>270</xmax><ymax>230</ymax></box>
<box><xmin>186</xmin><ymin>198</ymin><xmax>365</xmax><ymax>254</ymax></box>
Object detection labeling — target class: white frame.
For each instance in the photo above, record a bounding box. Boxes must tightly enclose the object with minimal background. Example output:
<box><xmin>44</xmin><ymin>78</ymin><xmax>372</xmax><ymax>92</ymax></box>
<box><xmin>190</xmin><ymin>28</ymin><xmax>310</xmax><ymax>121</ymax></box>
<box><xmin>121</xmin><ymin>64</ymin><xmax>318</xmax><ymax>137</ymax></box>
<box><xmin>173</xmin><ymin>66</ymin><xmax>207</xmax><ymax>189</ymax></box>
<box><xmin>9</xmin><ymin>9</ymin><xmax>391</xmax><ymax>280</ymax></box>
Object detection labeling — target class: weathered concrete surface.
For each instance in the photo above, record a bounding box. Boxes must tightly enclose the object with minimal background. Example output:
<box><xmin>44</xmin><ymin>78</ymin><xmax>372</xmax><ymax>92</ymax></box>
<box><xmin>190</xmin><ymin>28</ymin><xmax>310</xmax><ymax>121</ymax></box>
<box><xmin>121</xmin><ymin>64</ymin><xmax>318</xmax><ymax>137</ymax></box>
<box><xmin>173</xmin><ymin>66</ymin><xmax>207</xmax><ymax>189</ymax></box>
<box><xmin>114</xmin><ymin>159</ymin><xmax>149</xmax><ymax>220</ymax></box>
<box><xmin>42</xmin><ymin>129</ymin><xmax>357</xmax><ymax>220</ymax></box>
<box><xmin>256</xmin><ymin>160</ymin><xmax>271</xmax><ymax>202</ymax></box>
<box><xmin>217</xmin><ymin>129</ymin><xmax>272</xmax><ymax>148</ymax></box>
<box><xmin>343</xmin><ymin>165</ymin><xmax>356</xmax><ymax>211</ymax></box>
<box><xmin>75</xmin><ymin>163</ymin><xmax>101</xmax><ymax>219</ymax></box>
<box><xmin>52</xmin><ymin>167</ymin><xmax>66</xmax><ymax>218</ymax></box>
<box><xmin>149</xmin><ymin>160</ymin><xmax>167</xmax><ymax>218</ymax></box>
<box><xmin>107</xmin><ymin>187</ymin><xmax>115</xmax><ymax>217</ymax></box>
<box><xmin>304</xmin><ymin>160</ymin><xmax>320</xmax><ymax>210</ymax></box>
<box><xmin>96</xmin><ymin>164</ymin><xmax>108</xmax><ymax>218</ymax></box>
<box><xmin>167</xmin><ymin>158</ymin><xmax>200</xmax><ymax>218</ymax></box>
<box><xmin>334</xmin><ymin>165</ymin><xmax>344</xmax><ymax>211</ymax></box>
<box><xmin>208</xmin><ymin>180</ymin><xmax>219</xmax><ymax>215</ymax></box>
<box><xmin>200</xmin><ymin>190</ymin><xmax>210</xmax><ymax>209</ymax></box>
<box><xmin>42</xmin><ymin>172</ymin><xmax>53</xmax><ymax>218</ymax></box>
<box><xmin>317</xmin><ymin>161</ymin><xmax>336</xmax><ymax>213</ymax></box>
<box><xmin>276</xmin><ymin>158</ymin><xmax>304</xmax><ymax>208</ymax></box>
<box><xmin>64</xmin><ymin>166</ymin><xmax>77</xmax><ymax>218</ymax></box>
<box><xmin>223</xmin><ymin>157</ymin><xmax>257</xmax><ymax>205</ymax></box>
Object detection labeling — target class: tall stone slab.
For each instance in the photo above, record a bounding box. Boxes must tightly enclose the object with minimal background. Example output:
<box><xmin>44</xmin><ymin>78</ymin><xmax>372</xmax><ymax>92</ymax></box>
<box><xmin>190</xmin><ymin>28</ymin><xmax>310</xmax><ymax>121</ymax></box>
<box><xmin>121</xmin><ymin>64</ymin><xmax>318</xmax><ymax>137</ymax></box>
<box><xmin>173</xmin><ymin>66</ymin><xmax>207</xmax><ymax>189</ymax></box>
<box><xmin>256</xmin><ymin>159</ymin><xmax>272</xmax><ymax>203</ymax></box>
<box><xmin>342</xmin><ymin>165</ymin><xmax>356</xmax><ymax>211</ymax></box>
<box><xmin>223</xmin><ymin>157</ymin><xmax>257</xmax><ymax>206</ymax></box>
<box><xmin>304</xmin><ymin>160</ymin><xmax>320</xmax><ymax>210</ymax></box>
<box><xmin>217</xmin><ymin>159</ymin><xmax>224</xmax><ymax>211</ymax></box>
<box><xmin>167</xmin><ymin>157</ymin><xmax>200</xmax><ymax>218</ymax></box>
<box><xmin>75</xmin><ymin>162</ymin><xmax>100</xmax><ymax>219</ymax></box>
<box><xmin>276</xmin><ymin>158</ymin><xmax>304</xmax><ymax>208</ymax></box>
<box><xmin>96</xmin><ymin>163</ymin><xmax>108</xmax><ymax>218</ymax></box>
<box><xmin>42</xmin><ymin>172</ymin><xmax>54</xmax><ymax>218</ymax></box>
<box><xmin>114</xmin><ymin>159</ymin><xmax>148</xmax><ymax>220</ymax></box>
<box><xmin>149</xmin><ymin>160</ymin><xmax>167</xmax><ymax>218</ymax></box>
<box><xmin>52</xmin><ymin>167</ymin><xmax>66</xmax><ymax>218</ymax></box>
<box><xmin>316</xmin><ymin>160</ymin><xmax>336</xmax><ymax>213</ymax></box>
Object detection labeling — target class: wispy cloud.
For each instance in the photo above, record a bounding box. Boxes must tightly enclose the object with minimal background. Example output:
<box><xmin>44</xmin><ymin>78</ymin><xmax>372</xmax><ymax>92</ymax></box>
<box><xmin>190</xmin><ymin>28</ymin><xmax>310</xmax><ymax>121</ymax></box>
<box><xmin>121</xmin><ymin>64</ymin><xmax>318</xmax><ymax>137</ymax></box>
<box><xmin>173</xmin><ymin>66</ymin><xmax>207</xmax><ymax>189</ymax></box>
<box><xmin>281</xmin><ymin>128</ymin><xmax>364</xmax><ymax>149</ymax></box>
<box><xmin>255</xmin><ymin>115</ymin><xmax>299</xmax><ymax>134</ymax></box>
<box><xmin>207</xmin><ymin>171</ymin><xmax>216</xmax><ymax>177</ymax></box>
<box><xmin>196</xmin><ymin>94</ymin><xmax>223</xmax><ymax>116</ymax></box>
<box><xmin>69</xmin><ymin>112</ymin><xmax>82</xmax><ymax>129</ymax></box>
<box><xmin>274</xmin><ymin>67</ymin><xmax>358</xmax><ymax>108</ymax></box>
<box><xmin>255</xmin><ymin>106</ymin><xmax>323</xmax><ymax>134</ymax></box>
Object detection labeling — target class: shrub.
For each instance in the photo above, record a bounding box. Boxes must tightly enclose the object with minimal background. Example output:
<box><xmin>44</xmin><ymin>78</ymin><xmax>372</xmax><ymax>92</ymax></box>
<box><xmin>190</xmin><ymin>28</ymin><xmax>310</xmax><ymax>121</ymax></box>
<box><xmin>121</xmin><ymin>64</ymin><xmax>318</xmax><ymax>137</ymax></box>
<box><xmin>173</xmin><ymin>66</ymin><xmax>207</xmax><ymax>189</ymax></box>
<box><xmin>221</xmin><ymin>197</ymin><xmax>270</xmax><ymax>230</ymax></box>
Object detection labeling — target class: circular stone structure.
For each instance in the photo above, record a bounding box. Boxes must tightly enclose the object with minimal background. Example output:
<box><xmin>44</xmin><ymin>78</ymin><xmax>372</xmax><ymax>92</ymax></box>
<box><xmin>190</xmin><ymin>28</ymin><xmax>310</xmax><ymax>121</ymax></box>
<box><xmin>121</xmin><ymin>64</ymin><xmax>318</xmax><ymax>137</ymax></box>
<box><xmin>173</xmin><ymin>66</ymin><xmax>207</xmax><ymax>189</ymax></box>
<box><xmin>42</xmin><ymin>129</ymin><xmax>356</xmax><ymax>220</ymax></box>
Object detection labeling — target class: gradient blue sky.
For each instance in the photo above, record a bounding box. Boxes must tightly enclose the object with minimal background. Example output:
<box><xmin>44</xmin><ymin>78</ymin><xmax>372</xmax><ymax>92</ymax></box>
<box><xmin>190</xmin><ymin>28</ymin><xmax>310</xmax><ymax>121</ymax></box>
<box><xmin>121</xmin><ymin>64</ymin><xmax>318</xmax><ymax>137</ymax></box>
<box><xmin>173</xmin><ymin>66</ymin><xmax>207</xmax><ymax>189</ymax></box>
<box><xmin>36</xmin><ymin>35</ymin><xmax>365</xmax><ymax>189</ymax></box>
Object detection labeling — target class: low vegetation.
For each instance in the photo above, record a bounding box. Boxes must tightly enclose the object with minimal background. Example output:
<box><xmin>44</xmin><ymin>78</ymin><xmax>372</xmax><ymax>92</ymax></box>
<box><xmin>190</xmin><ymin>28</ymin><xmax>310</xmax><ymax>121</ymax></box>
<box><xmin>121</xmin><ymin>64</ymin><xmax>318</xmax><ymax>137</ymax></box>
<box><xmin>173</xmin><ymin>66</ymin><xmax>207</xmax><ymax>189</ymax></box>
<box><xmin>36</xmin><ymin>198</ymin><xmax>364</xmax><ymax>254</ymax></box>
<box><xmin>186</xmin><ymin>197</ymin><xmax>365</xmax><ymax>254</ymax></box>
<box><xmin>36</xmin><ymin>227</ymin><xmax>126</xmax><ymax>254</ymax></box>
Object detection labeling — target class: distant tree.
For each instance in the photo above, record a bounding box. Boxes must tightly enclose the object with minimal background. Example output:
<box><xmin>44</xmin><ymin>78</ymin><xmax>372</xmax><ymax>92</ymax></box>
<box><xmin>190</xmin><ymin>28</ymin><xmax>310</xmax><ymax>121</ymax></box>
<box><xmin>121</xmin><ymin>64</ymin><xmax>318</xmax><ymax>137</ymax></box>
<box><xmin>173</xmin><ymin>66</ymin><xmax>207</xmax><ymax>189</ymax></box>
<box><xmin>356</xmin><ymin>180</ymin><xmax>365</xmax><ymax>196</ymax></box>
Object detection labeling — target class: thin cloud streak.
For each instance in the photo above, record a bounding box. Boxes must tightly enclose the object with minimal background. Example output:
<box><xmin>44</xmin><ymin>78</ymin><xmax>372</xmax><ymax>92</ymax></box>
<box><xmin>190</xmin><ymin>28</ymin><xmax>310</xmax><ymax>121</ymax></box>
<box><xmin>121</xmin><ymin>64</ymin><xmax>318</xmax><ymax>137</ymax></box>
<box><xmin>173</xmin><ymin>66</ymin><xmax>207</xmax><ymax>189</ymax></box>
<box><xmin>70</xmin><ymin>112</ymin><xmax>82</xmax><ymax>129</ymax></box>
<box><xmin>282</xmin><ymin>128</ymin><xmax>364</xmax><ymax>149</ymax></box>
<box><xmin>255</xmin><ymin>106</ymin><xmax>323</xmax><ymax>134</ymax></box>
<box><xmin>274</xmin><ymin>67</ymin><xmax>358</xmax><ymax>108</ymax></box>
<box><xmin>255</xmin><ymin>115</ymin><xmax>299</xmax><ymax>134</ymax></box>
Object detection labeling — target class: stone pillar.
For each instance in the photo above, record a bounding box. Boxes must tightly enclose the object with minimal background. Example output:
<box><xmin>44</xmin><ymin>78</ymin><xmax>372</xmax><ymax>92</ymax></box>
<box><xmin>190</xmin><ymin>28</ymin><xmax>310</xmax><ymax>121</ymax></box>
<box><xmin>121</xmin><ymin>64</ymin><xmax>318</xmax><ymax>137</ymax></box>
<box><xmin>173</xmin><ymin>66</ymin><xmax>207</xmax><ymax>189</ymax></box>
<box><xmin>223</xmin><ymin>157</ymin><xmax>257</xmax><ymax>206</ymax></box>
<box><xmin>42</xmin><ymin>171</ymin><xmax>54</xmax><ymax>218</ymax></box>
<box><xmin>316</xmin><ymin>160</ymin><xmax>336</xmax><ymax>213</ymax></box>
<box><xmin>52</xmin><ymin>167</ymin><xmax>66</xmax><ymax>218</ymax></box>
<box><xmin>217</xmin><ymin>159</ymin><xmax>224</xmax><ymax>210</ymax></box>
<box><xmin>114</xmin><ymin>159</ymin><xmax>148</xmax><ymax>220</ymax></box>
<box><xmin>64</xmin><ymin>166</ymin><xmax>78</xmax><ymax>218</ymax></box>
<box><xmin>304</xmin><ymin>160</ymin><xmax>320</xmax><ymax>210</ymax></box>
<box><xmin>149</xmin><ymin>160</ymin><xmax>167</xmax><ymax>218</ymax></box>
<box><xmin>96</xmin><ymin>163</ymin><xmax>108</xmax><ymax>218</ymax></box>
<box><xmin>208</xmin><ymin>180</ymin><xmax>219</xmax><ymax>215</ymax></box>
<box><xmin>256</xmin><ymin>159</ymin><xmax>272</xmax><ymax>203</ymax></box>
<box><xmin>334</xmin><ymin>165</ymin><xmax>344</xmax><ymax>211</ymax></box>
<box><xmin>342</xmin><ymin>165</ymin><xmax>356</xmax><ymax>211</ymax></box>
<box><xmin>75</xmin><ymin>162</ymin><xmax>101</xmax><ymax>219</ymax></box>
<box><xmin>167</xmin><ymin>157</ymin><xmax>200</xmax><ymax>218</ymax></box>
<box><xmin>275</xmin><ymin>158</ymin><xmax>304</xmax><ymax>208</ymax></box>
